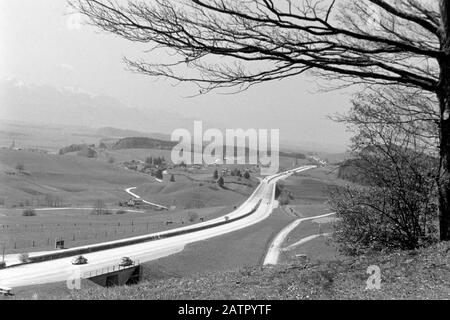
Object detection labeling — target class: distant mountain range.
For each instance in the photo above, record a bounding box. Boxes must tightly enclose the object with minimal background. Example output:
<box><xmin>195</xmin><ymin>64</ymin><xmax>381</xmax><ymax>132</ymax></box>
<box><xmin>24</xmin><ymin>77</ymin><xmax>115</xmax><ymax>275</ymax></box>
<box><xmin>0</xmin><ymin>79</ymin><xmax>192</xmax><ymax>134</ymax></box>
<box><xmin>0</xmin><ymin>79</ymin><xmax>349</xmax><ymax>158</ymax></box>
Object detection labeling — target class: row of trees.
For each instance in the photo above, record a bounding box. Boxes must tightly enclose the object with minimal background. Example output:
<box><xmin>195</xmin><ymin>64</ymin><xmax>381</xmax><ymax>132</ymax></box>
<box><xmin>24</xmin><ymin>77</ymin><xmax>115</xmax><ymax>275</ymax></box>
<box><xmin>145</xmin><ymin>156</ymin><xmax>166</xmax><ymax>167</ymax></box>
<box><xmin>213</xmin><ymin>169</ymin><xmax>251</xmax><ymax>180</ymax></box>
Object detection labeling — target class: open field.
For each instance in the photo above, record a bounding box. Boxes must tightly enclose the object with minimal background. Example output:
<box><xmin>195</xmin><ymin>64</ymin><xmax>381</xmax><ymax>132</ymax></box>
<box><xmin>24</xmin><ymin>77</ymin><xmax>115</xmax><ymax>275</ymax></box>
<box><xmin>282</xmin><ymin>220</ymin><xmax>334</xmax><ymax>248</ymax></box>
<box><xmin>133</xmin><ymin>177</ymin><xmax>258</xmax><ymax>209</ymax></box>
<box><xmin>0</xmin><ymin>148</ymin><xmax>270</xmax><ymax>254</ymax></box>
<box><xmin>0</xmin><ymin>147</ymin><xmax>294</xmax><ymax>208</ymax></box>
<box><xmin>0</xmin><ymin>206</ymin><xmax>234</xmax><ymax>254</ymax></box>
<box><xmin>0</xmin><ymin>149</ymin><xmax>150</xmax><ymax>207</ymax></box>
<box><xmin>281</xmin><ymin>235</ymin><xmax>340</xmax><ymax>264</ymax></box>
<box><xmin>269</xmin><ymin>167</ymin><xmax>341</xmax><ymax>266</ymax></box>
<box><xmin>0</xmin><ymin>121</ymin><xmax>107</xmax><ymax>153</ymax></box>
<box><xmin>280</xmin><ymin>167</ymin><xmax>344</xmax><ymax>206</ymax></box>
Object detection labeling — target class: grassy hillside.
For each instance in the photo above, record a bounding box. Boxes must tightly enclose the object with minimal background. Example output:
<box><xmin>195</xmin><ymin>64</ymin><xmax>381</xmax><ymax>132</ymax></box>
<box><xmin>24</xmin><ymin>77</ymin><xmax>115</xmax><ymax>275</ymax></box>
<box><xmin>60</xmin><ymin>241</ymin><xmax>450</xmax><ymax>300</ymax></box>
<box><xmin>134</xmin><ymin>175</ymin><xmax>258</xmax><ymax>209</ymax></box>
<box><xmin>112</xmin><ymin>137</ymin><xmax>177</xmax><ymax>151</ymax></box>
<box><xmin>0</xmin><ymin>149</ymin><xmax>151</xmax><ymax>207</ymax></box>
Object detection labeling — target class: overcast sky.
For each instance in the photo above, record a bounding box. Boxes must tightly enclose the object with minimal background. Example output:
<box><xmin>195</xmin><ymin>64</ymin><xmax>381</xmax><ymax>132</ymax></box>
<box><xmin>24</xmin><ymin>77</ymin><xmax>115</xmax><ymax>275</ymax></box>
<box><xmin>0</xmin><ymin>0</ymin><xmax>354</xmax><ymax>153</ymax></box>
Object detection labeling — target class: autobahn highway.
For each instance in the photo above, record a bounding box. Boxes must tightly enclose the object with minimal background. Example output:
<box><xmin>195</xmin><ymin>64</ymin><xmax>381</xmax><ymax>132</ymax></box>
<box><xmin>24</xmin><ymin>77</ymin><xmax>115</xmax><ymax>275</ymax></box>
<box><xmin>0</xmin><ymin>166</ymin><xmax>316</xmax><ymax>289</ymax></box>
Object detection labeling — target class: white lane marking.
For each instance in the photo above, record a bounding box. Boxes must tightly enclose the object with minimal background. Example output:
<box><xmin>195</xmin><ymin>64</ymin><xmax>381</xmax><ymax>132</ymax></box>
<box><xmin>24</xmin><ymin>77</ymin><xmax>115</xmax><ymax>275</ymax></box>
<box><xmin>263</xmin><ymin>212</ymin><xmax>335</xmax><ymax>266</ymax></box>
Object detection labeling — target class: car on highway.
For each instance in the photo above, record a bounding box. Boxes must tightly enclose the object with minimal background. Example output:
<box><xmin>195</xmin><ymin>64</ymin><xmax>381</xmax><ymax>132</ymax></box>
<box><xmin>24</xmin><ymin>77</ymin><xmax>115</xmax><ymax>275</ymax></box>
<box><xmin>71</xmin><ymin>255</ymin><xmax>88</xmax><ymax>265</ymax></box>
<box><xmin>119</xmin><ymin>257</ymin><xmax>133</xmax><ymax>267</ymax></box>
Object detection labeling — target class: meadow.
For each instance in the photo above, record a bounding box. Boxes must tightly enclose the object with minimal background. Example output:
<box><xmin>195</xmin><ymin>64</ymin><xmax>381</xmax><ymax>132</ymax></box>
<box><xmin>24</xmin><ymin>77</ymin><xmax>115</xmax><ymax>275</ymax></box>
<box><xmin>0</xmin><ymin>206</ymin><xmax>234</xmax><ymax>254</ymax></box>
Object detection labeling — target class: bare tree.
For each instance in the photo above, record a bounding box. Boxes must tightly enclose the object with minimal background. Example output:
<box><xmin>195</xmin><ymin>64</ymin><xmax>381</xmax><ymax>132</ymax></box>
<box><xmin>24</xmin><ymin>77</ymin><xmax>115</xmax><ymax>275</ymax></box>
<box><xmin>72</xmin><ymin>0</ymin><xmax>450</xmax><ymax>240</ymax></box>
<box><xmin>334</xmin><ymin>86</ymin><xmax>442</xmax><ymax>251</ymax></box>
<box><xmin>330</xmin><ymin>87</ymin><xmax>439</xmax><ymax>253</ymax></box>
<box><xmin>335</xmin><ymin>86</ymin><xmax>440</xmax><ymax>153</ymax></box>
<box><xmin>92</xmin><ymin>199</ymin><xmax>110</xmax><ymax>215</ymax></box>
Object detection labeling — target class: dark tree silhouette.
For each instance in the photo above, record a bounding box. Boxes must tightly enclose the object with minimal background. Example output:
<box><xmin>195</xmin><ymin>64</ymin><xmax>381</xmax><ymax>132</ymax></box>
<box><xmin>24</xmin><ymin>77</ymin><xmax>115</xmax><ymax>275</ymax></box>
<box><xmin>72</xmin><ymin>0</ymin><xmax>450</xmax><ymax>241</ymax></box>
<box><xmin>217</xmin><ymin>176</ymin><xmax>225</xmax><ymax>188</ymax></box>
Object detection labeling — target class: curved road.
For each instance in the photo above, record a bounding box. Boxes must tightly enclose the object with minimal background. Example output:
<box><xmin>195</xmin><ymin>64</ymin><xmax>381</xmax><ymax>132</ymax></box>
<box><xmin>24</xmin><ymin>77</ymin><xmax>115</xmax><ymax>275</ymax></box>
<box><xmin>263</xmin><ymin>212</ymin><xmax>336</xmax><ymax>265</ymax></box>
<box><xmin>0</xmin><ymin>166</ymin><xmax>316</xmax><ymax>289</ymax></box>
<box><xmin>125</xmin><ymin>187</ymin><xmax>169</xmax><ymax>210</ymax></box>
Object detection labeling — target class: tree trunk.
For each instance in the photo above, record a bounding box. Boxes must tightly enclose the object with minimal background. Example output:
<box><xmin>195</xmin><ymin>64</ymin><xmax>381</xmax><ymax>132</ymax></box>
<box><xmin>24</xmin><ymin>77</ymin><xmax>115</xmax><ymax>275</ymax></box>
<box><xmin>437</xmin><ymin>77</ymin><xmax>450</xmax><ymax>241</ymax></box>
<box><xmin>438</xmin><ymin>1</ymin><xmax>450</xmax><ymax>241</ymax></box>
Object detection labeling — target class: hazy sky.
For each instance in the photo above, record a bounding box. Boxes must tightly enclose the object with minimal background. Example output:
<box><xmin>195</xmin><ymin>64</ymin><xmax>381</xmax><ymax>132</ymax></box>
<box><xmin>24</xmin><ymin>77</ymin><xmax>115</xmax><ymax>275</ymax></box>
<box><xmin>0</xmin><ymin>0</ymin><xmax>354</xmax><ymax>152</ymax></box>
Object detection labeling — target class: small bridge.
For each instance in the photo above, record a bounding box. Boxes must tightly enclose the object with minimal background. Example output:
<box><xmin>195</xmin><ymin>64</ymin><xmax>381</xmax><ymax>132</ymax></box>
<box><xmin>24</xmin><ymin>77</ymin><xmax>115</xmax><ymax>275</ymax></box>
<box><xmin>82</xmin><ymin>261</ymin><xmax>142</xmax><ymax>287</ymax></box>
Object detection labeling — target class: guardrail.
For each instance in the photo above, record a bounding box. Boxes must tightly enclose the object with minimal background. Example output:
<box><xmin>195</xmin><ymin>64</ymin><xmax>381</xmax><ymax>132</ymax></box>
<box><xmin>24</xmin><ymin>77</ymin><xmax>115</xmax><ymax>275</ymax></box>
<box><xmin>3</xmin><ymin>199</ymin><xmax>263</xmax><ymax>268</ymax></box>
<box><xmin>82</xmin><ymin>260</ymin><xmax>141</xmax><ymax>279</ymax></box>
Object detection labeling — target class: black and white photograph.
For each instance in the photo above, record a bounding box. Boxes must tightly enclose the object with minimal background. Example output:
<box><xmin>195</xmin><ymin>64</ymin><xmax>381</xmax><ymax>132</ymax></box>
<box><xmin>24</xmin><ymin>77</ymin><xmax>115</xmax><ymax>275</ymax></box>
<box><xmin>0</xmin><ymin>0</ymin><xmax>449</xmax><ymax>308</ymax></box>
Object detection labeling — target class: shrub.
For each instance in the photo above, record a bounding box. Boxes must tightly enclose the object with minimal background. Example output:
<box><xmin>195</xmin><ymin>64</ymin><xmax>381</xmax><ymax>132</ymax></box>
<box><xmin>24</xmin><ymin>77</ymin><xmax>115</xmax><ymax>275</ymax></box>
<box><xmin>116</xmin><ymin>210</ymin><xmax>127</xmax><ymax>215</ymax></box>
<box><xmin>187</xmin><ymin>212</ymin><xmax>199</xmax><ymax>222</ymax></box>
<box><xmin>154</xmin><ymin>169</ymin><xmax>164</xmax><ymax>180</ymax></box>
<box><xmin>217</xmin><ymin>176</ymin><xmax>225</xmax><ymax>188</ymax></box>
<box><xmin>278</xmin><ymin>191</ymin><xmax>293</xmax><ymax>206</ymax></box>
<box><xmin>329</xmin><ymin>149</ymin><xmax>439</xmax><ymax>255</ymax></box>
<box><xmin>0</xmin><ymin>261</ymin><xmax>6</xmax><ymax>269</ymax></box>
<box><xmin>77</xmin><ymin>147</ymin><xmax>98</xmax><ymax>159</ymax></box>
<box><xmin>15</xmin><ymin>162</ymin><xmax>25</xmax><ymax>172</ymax></box>
<box><xmin>91</xmin><ymin>209</ymin><xmax>112</xmax><ymax>215</ymax></box>
<box><xmin>330</xmin><ymin>87</ymin><xmax>440</xmax><ymax>254</ymax></box>
<box><xmin>22</xmin><ymin>209</ymin><xmax>36</xmax><ymax>217</ymax></box>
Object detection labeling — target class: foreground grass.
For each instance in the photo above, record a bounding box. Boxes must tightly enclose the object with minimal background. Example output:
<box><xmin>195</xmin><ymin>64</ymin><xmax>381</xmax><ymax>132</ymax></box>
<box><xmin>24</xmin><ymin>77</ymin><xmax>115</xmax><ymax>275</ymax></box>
<box><xmin>64</xmin><ymin>242</ymin><xmax>450</xmax><ymax>300</ymax></box>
